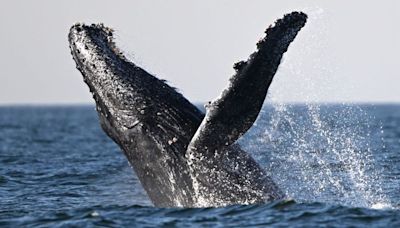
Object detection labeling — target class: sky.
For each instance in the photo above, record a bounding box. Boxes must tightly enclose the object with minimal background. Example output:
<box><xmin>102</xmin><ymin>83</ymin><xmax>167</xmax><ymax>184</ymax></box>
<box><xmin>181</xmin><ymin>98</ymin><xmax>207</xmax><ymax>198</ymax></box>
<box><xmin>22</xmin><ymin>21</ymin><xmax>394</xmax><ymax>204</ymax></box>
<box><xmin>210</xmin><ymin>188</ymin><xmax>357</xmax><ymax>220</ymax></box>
<box><xmin>0</xmin><ymin>0</ymin><xmax>398</xmax><ymax>104</ymax></box>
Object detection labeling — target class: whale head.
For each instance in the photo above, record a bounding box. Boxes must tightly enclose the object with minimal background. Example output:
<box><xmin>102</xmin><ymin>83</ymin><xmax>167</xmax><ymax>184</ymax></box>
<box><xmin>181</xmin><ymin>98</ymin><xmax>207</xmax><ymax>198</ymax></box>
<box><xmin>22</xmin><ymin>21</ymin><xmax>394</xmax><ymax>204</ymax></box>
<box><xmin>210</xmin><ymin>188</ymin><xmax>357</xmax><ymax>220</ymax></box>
<box><xmin>68</xmin><ymin>23</ymin><xmax>202</xmax><ymax>146</ymax></box>
<box><xmin>68</xmin><ymin>24</ymin><xmax>203</xmax><ymax>206</ymax></box>
<box><xmin>68</xmin><ymin>24</ymin><xmax>142</xmax><ymax>142</ymax></box>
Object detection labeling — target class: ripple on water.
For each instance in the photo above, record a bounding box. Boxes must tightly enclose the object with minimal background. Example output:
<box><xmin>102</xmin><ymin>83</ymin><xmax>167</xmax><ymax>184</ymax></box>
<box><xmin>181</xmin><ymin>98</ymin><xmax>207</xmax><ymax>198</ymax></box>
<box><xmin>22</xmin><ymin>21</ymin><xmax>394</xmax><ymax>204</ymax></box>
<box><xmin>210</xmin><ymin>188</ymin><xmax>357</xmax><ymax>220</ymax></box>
<box><xmin>0</xmin><ymin>106</ymin><xmax>399</xmax><ymax>227</ymax></box>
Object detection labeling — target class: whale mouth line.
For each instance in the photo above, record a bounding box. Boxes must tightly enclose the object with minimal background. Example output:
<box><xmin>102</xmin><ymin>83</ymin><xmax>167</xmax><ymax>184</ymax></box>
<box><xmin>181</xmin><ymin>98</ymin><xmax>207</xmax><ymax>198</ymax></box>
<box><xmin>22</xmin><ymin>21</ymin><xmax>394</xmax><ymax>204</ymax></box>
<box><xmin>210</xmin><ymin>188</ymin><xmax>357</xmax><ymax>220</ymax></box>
<box><xmin>68</xmin><ymin>11</ymin><xmax>308</xmax><ymax>207</ymax></box>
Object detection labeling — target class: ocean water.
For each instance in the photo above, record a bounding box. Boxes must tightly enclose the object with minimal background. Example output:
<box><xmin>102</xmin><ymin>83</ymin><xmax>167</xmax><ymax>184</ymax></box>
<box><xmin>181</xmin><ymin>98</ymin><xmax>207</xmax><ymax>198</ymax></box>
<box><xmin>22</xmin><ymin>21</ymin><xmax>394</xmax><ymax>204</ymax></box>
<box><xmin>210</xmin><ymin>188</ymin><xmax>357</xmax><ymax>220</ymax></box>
<box><xmin>0</xmin><ymin>104</ymin><xmax>399</xmax><ymax>227</ymax></box>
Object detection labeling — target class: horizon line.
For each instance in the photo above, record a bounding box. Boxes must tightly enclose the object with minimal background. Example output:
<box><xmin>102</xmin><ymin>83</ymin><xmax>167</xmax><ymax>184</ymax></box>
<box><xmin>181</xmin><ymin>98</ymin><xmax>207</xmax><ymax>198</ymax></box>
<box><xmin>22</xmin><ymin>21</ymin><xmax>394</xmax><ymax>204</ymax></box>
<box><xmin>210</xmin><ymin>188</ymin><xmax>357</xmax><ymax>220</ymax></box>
<box><xmin>1</xmin><ymin>101</ymin><xmax>400</xmax><ymax>107</ymax></box>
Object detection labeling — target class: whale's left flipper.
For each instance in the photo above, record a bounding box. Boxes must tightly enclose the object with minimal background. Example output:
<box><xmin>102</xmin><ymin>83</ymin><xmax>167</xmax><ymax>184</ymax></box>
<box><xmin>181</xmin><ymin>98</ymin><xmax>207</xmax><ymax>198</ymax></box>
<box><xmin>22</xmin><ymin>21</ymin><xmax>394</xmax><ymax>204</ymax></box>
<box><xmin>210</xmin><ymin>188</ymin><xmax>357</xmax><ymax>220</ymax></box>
<box><xmin>185</xmin><ymin>12</ymin><xmax>307</xmax><ymax>206</ymax></box>
<box><xmin>188</xmin><ymin>12</ymin><xmax>307</xmax><ymax>154</ymax></box>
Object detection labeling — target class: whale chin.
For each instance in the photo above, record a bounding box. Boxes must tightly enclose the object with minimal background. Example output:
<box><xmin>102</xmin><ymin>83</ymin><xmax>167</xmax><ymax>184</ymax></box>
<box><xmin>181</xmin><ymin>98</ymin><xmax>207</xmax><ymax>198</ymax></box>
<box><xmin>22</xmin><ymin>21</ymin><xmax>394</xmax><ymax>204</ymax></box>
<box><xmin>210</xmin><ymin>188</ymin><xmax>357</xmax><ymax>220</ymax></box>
<box><xmin>68</xmin><ymin>12</ymin><xmax>307</xmax><ymax>207</ymax></box>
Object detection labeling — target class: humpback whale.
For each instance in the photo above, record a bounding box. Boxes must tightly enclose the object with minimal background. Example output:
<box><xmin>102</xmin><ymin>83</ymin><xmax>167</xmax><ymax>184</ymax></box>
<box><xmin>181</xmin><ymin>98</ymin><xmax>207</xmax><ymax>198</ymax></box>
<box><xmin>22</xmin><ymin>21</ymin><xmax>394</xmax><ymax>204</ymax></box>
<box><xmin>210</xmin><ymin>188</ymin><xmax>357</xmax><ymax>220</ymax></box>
<box><xmin>68</xmin><ymin>11</ymin><xmax>307</xmax><ymax>207</ymax></box>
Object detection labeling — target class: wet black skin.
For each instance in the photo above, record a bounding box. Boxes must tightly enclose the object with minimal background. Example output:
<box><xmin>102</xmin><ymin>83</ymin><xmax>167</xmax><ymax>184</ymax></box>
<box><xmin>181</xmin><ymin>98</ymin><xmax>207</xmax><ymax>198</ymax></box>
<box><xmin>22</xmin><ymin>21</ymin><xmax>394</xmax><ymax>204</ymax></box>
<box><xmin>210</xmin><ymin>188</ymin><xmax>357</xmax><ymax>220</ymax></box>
<box><xmin>68</xmin><ymin>12</ymin><xmax>307</xmax><ymax>207</ymax></box>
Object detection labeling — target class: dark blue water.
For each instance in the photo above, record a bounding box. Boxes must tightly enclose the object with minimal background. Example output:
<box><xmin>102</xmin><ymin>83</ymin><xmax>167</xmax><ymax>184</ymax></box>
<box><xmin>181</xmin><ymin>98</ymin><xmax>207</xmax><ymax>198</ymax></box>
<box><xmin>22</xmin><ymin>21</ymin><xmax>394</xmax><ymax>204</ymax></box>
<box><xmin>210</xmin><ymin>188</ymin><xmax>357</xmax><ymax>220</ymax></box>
<box><xmin>1</xmin><ymin>104</ymin><xmax>399</xmax><ymax>227</ymax></box>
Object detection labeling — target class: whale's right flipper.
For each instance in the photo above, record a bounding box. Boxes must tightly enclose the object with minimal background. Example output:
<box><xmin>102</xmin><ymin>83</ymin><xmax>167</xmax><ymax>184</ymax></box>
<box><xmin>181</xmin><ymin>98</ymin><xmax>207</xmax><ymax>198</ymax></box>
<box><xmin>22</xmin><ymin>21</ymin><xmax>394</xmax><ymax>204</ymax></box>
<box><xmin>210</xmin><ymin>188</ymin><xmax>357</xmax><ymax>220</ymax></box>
<box><xmin>188</xmin><ymin>12</ymin><xmax>307</xmax><ymax>154</ymax></box>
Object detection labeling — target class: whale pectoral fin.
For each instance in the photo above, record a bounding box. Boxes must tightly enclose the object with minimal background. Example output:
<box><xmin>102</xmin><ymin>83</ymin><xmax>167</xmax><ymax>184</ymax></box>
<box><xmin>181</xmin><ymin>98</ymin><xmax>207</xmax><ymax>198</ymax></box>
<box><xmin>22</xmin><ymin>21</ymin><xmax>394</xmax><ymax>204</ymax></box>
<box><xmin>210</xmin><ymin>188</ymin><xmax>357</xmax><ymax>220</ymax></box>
<box><xmin>188</xmin><ymin>12</ymin><xmax>307</xmax><ymax>153</ymax></box>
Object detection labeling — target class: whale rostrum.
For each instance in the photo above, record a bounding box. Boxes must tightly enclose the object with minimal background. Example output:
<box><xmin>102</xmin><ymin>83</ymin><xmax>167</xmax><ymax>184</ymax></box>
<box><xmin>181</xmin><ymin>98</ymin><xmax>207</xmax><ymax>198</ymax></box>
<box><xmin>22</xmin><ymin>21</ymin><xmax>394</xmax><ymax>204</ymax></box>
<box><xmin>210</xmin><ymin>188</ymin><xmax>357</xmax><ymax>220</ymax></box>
<box><xmin>68</xmin><ymin>11</ymin><xmax>307</xmax><ymax>207</ymax></box>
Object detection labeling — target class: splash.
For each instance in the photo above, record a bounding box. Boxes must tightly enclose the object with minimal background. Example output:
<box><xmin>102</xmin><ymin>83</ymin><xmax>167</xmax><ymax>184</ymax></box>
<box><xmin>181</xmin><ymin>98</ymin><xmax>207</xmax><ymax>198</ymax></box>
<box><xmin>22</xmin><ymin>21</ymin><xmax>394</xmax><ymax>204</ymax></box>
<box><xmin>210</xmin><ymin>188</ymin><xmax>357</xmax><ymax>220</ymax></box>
<box><xmin>249</xmin><ymin>103</ymin><xmax>391</xmax><ymax>209</ymax></box>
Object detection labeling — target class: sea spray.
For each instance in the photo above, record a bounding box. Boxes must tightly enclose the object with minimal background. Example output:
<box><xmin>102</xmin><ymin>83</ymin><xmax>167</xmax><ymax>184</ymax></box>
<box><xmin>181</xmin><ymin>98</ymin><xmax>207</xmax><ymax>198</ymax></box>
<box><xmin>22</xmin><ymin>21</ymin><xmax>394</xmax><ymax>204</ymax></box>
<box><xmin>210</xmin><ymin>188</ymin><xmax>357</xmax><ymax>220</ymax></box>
<box><xmin>240</xmin><ymin>103</ymin><xmax>391</xmax><ymax>208</ymax></box>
